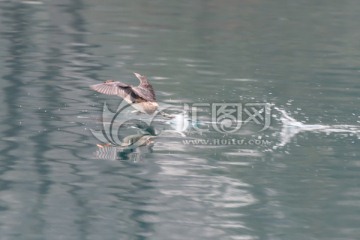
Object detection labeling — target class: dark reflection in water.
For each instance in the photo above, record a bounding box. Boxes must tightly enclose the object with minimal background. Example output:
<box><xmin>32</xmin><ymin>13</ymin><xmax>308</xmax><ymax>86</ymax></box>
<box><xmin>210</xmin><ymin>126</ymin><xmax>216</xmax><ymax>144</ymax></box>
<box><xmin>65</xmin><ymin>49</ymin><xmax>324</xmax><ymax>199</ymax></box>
<box><xmin>0</xmin><ymin>1</ymin><xmax>98</xmax><ymax>239</ymax></box>
<box><xmin>0</xmin><ymin>0</ymin><xmax>359</xmax><ymax>240</ymax></box>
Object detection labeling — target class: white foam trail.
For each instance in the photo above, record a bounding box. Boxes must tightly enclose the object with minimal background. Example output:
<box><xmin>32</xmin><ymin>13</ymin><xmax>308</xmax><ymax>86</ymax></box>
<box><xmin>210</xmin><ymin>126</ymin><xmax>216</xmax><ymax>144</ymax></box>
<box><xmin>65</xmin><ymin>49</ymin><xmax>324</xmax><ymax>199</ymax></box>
<box><xmin>274</xmin><ymin>107</ymin><xmax>360</xmax><ymax>147</ymax></box>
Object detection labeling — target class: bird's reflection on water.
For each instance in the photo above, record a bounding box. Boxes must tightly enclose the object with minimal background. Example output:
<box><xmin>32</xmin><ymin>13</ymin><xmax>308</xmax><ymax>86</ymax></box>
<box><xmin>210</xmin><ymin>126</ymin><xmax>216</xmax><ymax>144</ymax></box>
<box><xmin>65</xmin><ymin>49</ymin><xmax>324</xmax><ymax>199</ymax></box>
<box><xmin>94</xmin><ymin>122</ymin><xmax>157</xmax><ymax>162</ymax></box>
<box><xmin>95</xmin><ymin>136</ymin><xmax>154</xmax><ymax>162</ymax></box>
<box><xmin>91</xmin><ymin>103</ymin><xmax>195</xmax><ymax>162</ymax></box>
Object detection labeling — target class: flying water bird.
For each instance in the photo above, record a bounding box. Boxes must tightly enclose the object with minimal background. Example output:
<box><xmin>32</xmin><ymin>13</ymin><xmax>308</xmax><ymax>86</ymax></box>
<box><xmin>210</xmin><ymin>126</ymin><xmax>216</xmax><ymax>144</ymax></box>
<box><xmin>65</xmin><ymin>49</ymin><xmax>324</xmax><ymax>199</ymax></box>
<box><xmin>90</xmin><ymin>73</ymin><xmax>158</xmax><ymax>114</ymax></box>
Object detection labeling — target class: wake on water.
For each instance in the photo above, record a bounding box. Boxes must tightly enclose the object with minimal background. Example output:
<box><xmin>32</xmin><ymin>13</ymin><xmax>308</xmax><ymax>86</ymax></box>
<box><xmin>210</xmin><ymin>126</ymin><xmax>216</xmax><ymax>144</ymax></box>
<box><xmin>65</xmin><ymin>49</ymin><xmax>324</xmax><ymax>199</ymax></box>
<box><xmin>166</xmin><ymin>106</ymin><xmax>360</xmax><ymax>149</ymax></box>
<box><xmin>273</xmin><ymin>107</ymin><xmax>360</xmax><ymax>147</ymax></box>
<box><xmin>91</xmin><ymin>102</ymin><xmax>359</xmax><ymax>159</ymax></box>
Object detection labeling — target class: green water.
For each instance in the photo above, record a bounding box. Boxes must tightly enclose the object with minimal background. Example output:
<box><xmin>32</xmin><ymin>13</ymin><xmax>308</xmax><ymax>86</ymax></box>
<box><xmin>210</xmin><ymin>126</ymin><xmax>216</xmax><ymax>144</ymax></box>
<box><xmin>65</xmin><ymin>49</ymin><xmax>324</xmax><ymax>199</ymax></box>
<box><xmin>0</xmin><ymin>0</ymin><xmax>359</xmax><ymax>239</ymax></box>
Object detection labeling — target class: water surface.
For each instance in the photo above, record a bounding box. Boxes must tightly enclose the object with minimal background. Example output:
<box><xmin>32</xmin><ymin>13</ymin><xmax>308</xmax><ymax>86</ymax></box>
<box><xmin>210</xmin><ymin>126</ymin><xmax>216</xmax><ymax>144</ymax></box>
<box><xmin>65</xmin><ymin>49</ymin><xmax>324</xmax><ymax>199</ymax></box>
<box><xmin>0</xmin><ymin>0</ymin><xmax>359</xmax><ymax>239</ymax></box>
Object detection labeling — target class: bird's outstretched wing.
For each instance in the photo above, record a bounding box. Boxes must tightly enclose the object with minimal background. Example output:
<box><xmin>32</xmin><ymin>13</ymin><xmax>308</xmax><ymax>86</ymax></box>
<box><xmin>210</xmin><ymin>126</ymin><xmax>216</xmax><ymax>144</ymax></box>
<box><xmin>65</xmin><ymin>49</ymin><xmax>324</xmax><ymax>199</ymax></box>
<box><xmin>90</xmin><ymin>80</ymin><xmax>133</xmax><ymax>99</ymax></box>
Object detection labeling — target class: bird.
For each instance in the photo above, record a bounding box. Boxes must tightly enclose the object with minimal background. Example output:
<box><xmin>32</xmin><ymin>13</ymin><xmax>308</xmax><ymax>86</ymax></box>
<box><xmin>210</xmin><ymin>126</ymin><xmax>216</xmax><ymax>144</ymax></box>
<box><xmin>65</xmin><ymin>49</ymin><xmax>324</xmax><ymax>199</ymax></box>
<box><xmin>90</xmin><ymin>72</ymin><xmax>158</xmax><ymax>114</ymax></box>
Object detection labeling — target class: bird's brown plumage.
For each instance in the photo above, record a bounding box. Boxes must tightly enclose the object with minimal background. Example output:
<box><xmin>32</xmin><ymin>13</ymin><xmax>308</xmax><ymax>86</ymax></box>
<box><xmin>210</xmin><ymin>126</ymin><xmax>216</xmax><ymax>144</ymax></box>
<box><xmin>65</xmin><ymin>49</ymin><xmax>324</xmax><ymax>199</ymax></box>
<box><xmin>90</xmin><ymin>73</ymin><xmax>158</xmax><ymax>114</ymax></box>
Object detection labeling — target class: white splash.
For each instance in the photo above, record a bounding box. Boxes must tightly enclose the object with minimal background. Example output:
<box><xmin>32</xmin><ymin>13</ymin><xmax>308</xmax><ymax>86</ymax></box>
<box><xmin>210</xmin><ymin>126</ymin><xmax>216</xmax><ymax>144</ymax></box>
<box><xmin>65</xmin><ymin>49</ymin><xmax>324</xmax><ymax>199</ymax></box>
<box><xmin>274</xmin><ymin>107</ymin><xmax>360</xmax><ymax>147</ymax></box>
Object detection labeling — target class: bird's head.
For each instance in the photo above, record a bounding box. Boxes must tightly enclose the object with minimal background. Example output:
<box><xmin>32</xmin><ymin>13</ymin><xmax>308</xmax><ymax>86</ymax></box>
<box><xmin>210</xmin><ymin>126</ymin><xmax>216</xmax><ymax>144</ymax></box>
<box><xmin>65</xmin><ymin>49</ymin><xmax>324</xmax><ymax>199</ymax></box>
<box><xmin>133</xmin><ymin>72</ymin><xmax>148</xmax><ymax>84</ymax></box>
